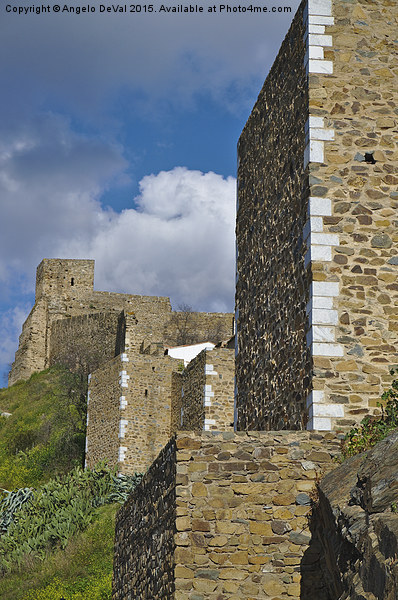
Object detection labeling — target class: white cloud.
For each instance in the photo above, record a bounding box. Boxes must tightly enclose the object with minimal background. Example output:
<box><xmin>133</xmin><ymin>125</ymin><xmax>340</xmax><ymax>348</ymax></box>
<box><xmin>59</xmin><ymin>167</ymin><xmax>236</xmax><ymax>311</ymax></box>
<box><xmin>0</xmin><ymin>118</ymin><xmax>235</xmax><ymax>310</ymax></box>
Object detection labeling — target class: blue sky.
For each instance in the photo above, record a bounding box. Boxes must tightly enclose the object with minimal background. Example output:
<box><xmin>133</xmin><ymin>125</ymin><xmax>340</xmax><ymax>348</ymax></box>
<box><xmin>0</xmin><ymin>0</ymin><xmax>300</xmax><ymax>385</ymax></box>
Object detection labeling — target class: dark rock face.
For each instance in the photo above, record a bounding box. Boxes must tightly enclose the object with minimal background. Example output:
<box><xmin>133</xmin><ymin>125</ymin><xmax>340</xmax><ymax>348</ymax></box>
<box><xmin>306</xmin><ymin>431</ymin><xmax>398</xmax><ymax>600</ymax></box>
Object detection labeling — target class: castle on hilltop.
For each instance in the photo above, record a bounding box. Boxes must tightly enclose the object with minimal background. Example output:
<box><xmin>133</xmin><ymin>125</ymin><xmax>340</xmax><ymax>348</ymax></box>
<box><xmin>9</xmin><ymin>258</ymin><xmax>235</xmax><ymax>472</ymax></box>
<box><xmin>9</xmin><ymin>0</ymin><xmax>398</xmax><ymax>596</ymax></box>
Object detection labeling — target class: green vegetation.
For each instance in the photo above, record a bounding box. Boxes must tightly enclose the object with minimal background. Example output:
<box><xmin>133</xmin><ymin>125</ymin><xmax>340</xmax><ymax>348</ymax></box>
<box><xmin>0</xmin><ymin>367</ymin><xmax>142</xmax><ymax>599</ymax></box>
<box><xmin>342</xmin><ymin>369</ymin><xmax>398</xmax><ymax>458</ymax></box>
<box><xmin>0</xmin><ymin>503</ymin><xmax>116</xmax><ymax>600</ymax></box>
<box><xmin>0</xmin><ymin>366</ymin><xmax>87</xmax><ymax>490</ymax></box>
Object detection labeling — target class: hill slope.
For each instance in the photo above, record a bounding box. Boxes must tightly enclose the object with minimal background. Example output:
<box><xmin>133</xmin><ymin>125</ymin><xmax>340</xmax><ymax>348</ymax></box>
<box><xmin>0</xmin><ymin>366</ymin><xmax>87</xmax><ymax>491</ymax></box>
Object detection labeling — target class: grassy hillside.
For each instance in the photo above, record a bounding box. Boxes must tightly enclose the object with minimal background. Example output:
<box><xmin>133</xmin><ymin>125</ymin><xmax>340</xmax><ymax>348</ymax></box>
<box><xmin>0</xmin><ymin>366</ymin><xmax>87</xmax><ymax>491</ymax></box>
<box><xmin>0</xmin><ymin>367</ymin><xmax>140</xmax><ymax>599</ymax></box>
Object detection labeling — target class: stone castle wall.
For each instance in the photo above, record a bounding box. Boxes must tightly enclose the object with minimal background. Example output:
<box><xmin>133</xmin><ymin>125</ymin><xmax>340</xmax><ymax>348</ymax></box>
<box><xmin>118</xmin><ymin>350</ymin><xmax>180</xmax><ymax>474</ymax></box>
<box><xmin>85</xmin><ymin>355</ymin><xmax>121</xmax><ymax>470</ymax></box>
<box><xmin>113</xmin><ymin>439</ymin><xmax>176</xmax><ymax>600</ymax></box>
<box><xmin>50</xmin><ymin>312</ymin><xmax>122</xmax><ymax>373</ymax></box>
<box><xmin>303</xmin><ymin>0</ymin><xmax>398</xmax><ymax>429</ymax></box>
<box><xmin>175</xmin><ymin>348</ymin><xmax>235</xmax><ymax>432</ymax></box>
<box><xmin>112</xmin><ymin>430</ymin><xmax>341</xmax><ymax>599</ymax></box>
<box><xmin>235</xmin><ymin>0</ymin><xmax>398</xmax><ymax>433</ymax></box>
<box><xmin>9</xmin><ymin>259</ymin><xmax>232</xmax><ymax>388</ymax></box>
<box><xmin>9</xmin><ymin>298</ymin><xmax>49</xmax><ymax>385</ymax></box>
<box><xmin>236</xmin><ymin>1</ymin><xmax>310</xmax><ymax>431</ymax></box>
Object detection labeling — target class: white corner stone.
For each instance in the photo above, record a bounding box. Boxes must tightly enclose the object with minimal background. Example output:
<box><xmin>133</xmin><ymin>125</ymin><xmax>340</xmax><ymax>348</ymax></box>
<box><xmin>307</xmin><ymin>416</ymin><xmax>332</xmax><ymax>431</ymax></box>
<box><xmin>121</xmin><ymin>353</ymin><xmax>129</xmax><ymax>362</ymax></box>
<box><xmin>119</xmin><ymin>396</ymin><xmax>127</xmax><ymax>410</ymax></box>
<box><xmin>309</xmin><ymin>15</ymin><xmax>334</xmax><ymax>25</ymax></box>
<box><xmin>308</xmin><ymin>60</ymin><xmax>333</xmax><ymax>74</ymax></box>
<box><xmin>312</xmin><ymin>281</ymin><xmax>340</xmax><ymax>297</ymax></box>
<box><xmin>309</xmin><ymin>127</ymin><xmax>335</xmax><ymax>141</ymax></box>
<box><xmin>309</xmin><ymin>24</ymin><xmax>325</xmax><ymax>33</ymax></box>
<box><xmin>118</xmin><ymin>446</ymin><xmax>127</xmax><ymax>462</ymax></box>
<box><xmin>306</xmin><ymin>296</ymin><xmax>334</xmax><ymax>313</ymax></box>
<box><xmin>308</xmin><ymin>34</ymin><xmax>333</xmax><ymax>47</ymax></box>
<box><xmin>309</xmin><ymin>403</ymin><xmax>345</xmax><ymax>418</ymax></box>
<box><xmin>308</xmin><ymin>0</ymin><xmax>332</xmax><ymax>17</ymax></box>
<box><xmin>306</xmin><ymin>390</ymin><xmax>325</xmax><ymax>408</ymax></box>
<box><xmin>312</xmin><ymin>342</ymin><xmax>345</xmax><ymax>357</ymax></box>
<box><xmin>306</xmin><ymin>245</ymin><xmax>333</xmax><ymax>263</ymax></box>
<box><xmin>311</xmin><ymin>308</ymin><xmax>338</xmax><ymax>325</ymax></box>
<box><xmin>308</xmin><ymin>196</ymin><xmax>332</xmax><ymax>217</ymax></box>
<box><xmin>310</xmin><ymin>232</ymin><xmax>339</xmax><ymax>246</ymax></box>
<box><xmin>308</xmin><ymin>325</ymin><xmax>336</xmax><ymax>343</ymax></box>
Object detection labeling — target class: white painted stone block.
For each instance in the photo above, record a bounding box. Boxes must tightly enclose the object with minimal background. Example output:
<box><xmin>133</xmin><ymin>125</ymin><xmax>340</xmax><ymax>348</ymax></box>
<box><xmin>311</xmin><ymin>308</ymin><xmax>338</xmax><ymax>325</ymax></box>
<box><xmin>309</xmin><ymin>127</ymin><xmax>335</xmax><ymax>141</ymax></box>
<box><xmin>306</xmin><ymin>390</ymin><xmax>325</xmax><ymax>408</ymax></box>
<box><xmin>205</xmin><ymin>364</ymin><xmax>217</xmax><ymax>375</ymax></box>
<box><xmin>308</xmin><ymin>0</ymin><xmax>332</xmax><ymax>17</ymax></box>
<box><xmin>119</xmin><ymin>396</ymin><xmax>127</xmax><ymax>410</ymax></box>
<box><xmin>118</xmin><ymin>446</ymin><xmax>127</xmax><ymax>462</ymax></box>
<box><xmin>308</xmin><ymin>196</ymin><xmax>332</xmax><ymax>216</ymax></box>
<box><xmin>310</xmin><ymin>403</ymin><xmax>344</xmax><ymax>418</ymax></box>
<box><xmin>308</xmin><ymin>34</ymin><xmax>333</xmax><ymax>47</ymax></box>
<box><xmin>310</xmin><ymin>232</ymin><xmax>339</xmax><ymax>246</ymax></box>
<box><xmin>88</xmin><ymin>374</ymin><xmax>92</xmax><ymax>383</ymax></box>
<box><xmin>121</xmin><ymin>353</ymin><xmax>129</xmax><ymax>362</ymax></box>
<box><xmin>312</xmin><ymin>342</ymin><xmax>345</xmax><ymax>357</ymax></box>
<box><xmin>307</xmin><ymin>245</ymin><xmax>333</xmax><ymax>262</ymax></box>
<box><xmin>309</xmin><ymin>24</ymin><xmax>325</xmax><ymax>33</ymax></box>
<box><xmin>118</xmin><ymin>419</ymin><xmax>128</xmax><ymax>439</ymax></box>
<box><xmin>307</xmin><ymin>416</ymin><xmax>332</xmax><ymax>431</ymax></box>
<box><xmin>310</xmin><ymin>325</ymin><xmax>336</xmax><ymax>343</ymax></box>
<box><xmin>310</xmin><ymin>140</ymin><xmax>325</xmax><ymax>163</ymax></box>
<box><xmin>303</xmin><ymin>216</ymin><xmax>324</xmax><ymax>240</ymax></box>
<box><xmin>306</xmin><ymin>296</ymin><xmax>334</xmax><ymax>313</ymax></box>
<box><xmin>312</xmin><ymin>281</ymin><xmax>340</xmax><ymax>296</ymax></box>
<box><xmin>308</xmin><ymin>60</ymin><xmax>333</xmax><ymax>74</ymax></box>
<box><xmin>309</xmin><ymin>15</ymin><xmax>334</xmax><ymax>25</ymax></box>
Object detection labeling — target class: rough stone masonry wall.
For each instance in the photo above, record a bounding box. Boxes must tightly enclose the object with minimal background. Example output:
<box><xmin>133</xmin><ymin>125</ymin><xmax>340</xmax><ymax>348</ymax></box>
<box><xmin>172</xmin><ymin>349</ymin><xmax>235</xmax><ymax>433</ymax></box>
<box><xmin>112</xmin><ymin>431</ymin><xmax>341</xmax><ymax>600</ymax></box>
<box><xmin>86</xmin><ymin>355</ymin><xmax>122</xmax><ymax>470</ymax></box>
<box><xmin>8</xmin><ymin>297</ymin><xmax>48</xmax><ymax>386</ymax></box>
<box><xmin>113</xmin><ymin>438</ymin><xmax>176</xmax><ymax>600</ymax></box>
<box><xmin>304</xmin><ymin>0</ymin><xmax>398</xmax><ymax>429</ymax></box>
<box><xmin>235</xmin><ymin>2</ymin><xmax>310</xmax><ymax>432</ymax></box>
<box><xmin>49</xmin><ymin>311</ymin><xmax>121</xmax><ymax>373</ymax></box>
<box><xmin>119</xmin><ymin>351</ymin><xmax>180</xmax><ymax>474</ymax></box>
<box><xmin>164</xmin><ymin>312</ymin><xmax>234</xmax><ymax>347</ymax></box>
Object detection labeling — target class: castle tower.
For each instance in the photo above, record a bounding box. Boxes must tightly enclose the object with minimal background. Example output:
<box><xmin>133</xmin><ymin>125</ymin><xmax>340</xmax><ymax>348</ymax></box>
<box><xmin>35</xmin><ymin>258</ymin><xmax>95</xmax><ymax>299</ymax></box>
<box><xmin>235</xmin><ymin>0</ymin><xmax>398</xmax><ymax>432</ymax></box>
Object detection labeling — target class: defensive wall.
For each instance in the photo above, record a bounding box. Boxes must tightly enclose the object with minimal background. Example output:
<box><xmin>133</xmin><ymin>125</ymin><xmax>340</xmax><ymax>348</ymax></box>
<box><xmin>9</xmin><ymin>258</ymin><xmax>233</xmax><ymax>387</ymax></box>
<box><xmin>112</xmin><ymin>431</ymin><xmax>341</xmax><ymax>600</ymax></box>
<box><xmin>235</xmin><ymin>0</ymin><xmax>398</xmax><ymax>433</ymax></box>
<box><xmin>86</xmin><ymin>337</ymin><xmax>235</xmax><ymax>474</ymax></box>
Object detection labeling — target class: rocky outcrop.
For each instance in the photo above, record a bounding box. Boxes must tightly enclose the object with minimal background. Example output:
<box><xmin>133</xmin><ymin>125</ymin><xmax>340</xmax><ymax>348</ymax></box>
<box><xmin>309</xmin><ymin>431</ymin><xmax>398</xmax><ymax>600</ymax></box>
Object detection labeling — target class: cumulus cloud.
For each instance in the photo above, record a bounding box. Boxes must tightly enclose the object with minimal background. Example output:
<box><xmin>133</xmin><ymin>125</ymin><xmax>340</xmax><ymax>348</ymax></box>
<box><xmin>0</xmin><ymin>121</ymin><xmax>235</xmax><ymax>310</ymax></box>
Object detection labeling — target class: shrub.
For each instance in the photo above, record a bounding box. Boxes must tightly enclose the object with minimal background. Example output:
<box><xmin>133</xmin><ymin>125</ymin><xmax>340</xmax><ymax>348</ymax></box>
<box><xmin>342</xmin><ymin>368</ymin><xmax>398</xmax><ymax>458</ymax></box>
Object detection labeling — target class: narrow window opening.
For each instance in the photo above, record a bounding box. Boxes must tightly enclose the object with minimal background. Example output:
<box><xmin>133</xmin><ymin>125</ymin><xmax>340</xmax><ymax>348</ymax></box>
<box><xmin>152</xmin><ymin>367</ymin><xmax>155</xmax><ymax>372</ymax></box>
<box><xmin>71</xmin><ymin>277</ymin><xmax>75</xmax><ymax>286</ymax></box>
<box><xmin>364</xmin><ymin>152</ymin><xmax>376</xmax><ymax>164</ymax></box>
<box><xmin>144</xmin><ymin>389</ymin><xmax>148</xmax><ymax>396</ymax></box>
